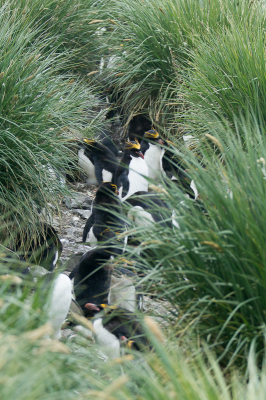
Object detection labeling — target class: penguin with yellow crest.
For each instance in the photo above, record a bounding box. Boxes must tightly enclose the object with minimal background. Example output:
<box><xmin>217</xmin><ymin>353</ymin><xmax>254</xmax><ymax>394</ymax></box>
<box><xmin>140</xmin><ymin>129</ymin><xmax>165</xmax><ymax>181</ymax></box>
<box><xmin>78</xmin><ymin>139</ymin><xmax>119</xmax><ymax>185</ymax></box>
<box><xmin>115</xmin><ymin>140</ymin><xmax>149</xmax><ymax>201</ymax></box>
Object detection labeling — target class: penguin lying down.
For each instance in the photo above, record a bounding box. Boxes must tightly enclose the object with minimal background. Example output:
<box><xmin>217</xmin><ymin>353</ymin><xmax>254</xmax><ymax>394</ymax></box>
<box><xmin>125</xmin><ymin>190</ymin><xmax>172</xmax><ymax>228</ymax></box>
<box><xmin>67</xmin><ymin>247</ymin><xmax>146</xmax><ymax>357</ymax></box>
<box><xmin>69</xmin><ymin>248</ymin><xmax>143</xmax><ymax>317</ymax></box>
<box><xmin>80</xmin><ymin>304</ymin><xmax>151</xmax><ymax>359</ymax></box>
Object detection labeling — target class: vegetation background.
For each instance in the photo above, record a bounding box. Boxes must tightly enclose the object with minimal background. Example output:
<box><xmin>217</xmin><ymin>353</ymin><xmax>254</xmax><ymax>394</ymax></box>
<box><xmin>1</xmin><ymin>0</ymin><xmax>266</xmax><ymax>398</ymax></box>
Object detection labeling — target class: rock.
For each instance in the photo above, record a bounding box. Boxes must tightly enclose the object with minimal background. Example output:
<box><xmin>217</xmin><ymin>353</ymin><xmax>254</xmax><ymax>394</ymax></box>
<box><xmin>73</xmin><ymin>209</ymin><xmax>91</xmax><ymax>219</ymax></box>
<box><xmin>65</xmin><ymin>227</ymin><xmax>83</xmax><ymax>237</ymax></box>
<box><xmin>63</xmin><ymin>249</ymin><xmax>90</xmax><ymax>274</ymax></box>
<box><xmin>64</xmin><ymin>193</ymin><xmax>92</xmax><ymax>209</ymax></box>
<box><xmin>63</xmin><ymin>252</ymin><xmax>83</xmax><ymax>273</ymax></box>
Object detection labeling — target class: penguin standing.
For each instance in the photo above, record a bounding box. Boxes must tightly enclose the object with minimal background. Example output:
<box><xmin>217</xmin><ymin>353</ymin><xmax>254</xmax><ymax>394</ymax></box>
<box><xmin>69</xmin><ymin>247</ymin><xmax>113</xmax><ymax>317</ymax></box>
<box><xmin>14</xmin><ymin>223</ymin><xmax>62</xmax><ymax>272</ymax></box>
<box><xmin>82</xmin><ymin>182</ymin><xmax>125</xmax><ymax>252</ymax></box>
<box><xmin>141</xmin><ymin>129</ymin><xmax>165</xmax><ymax>181</ymax></box>
<box><xmin>78</xmin><ymin>139</ymin><xmax>119</xmax><ymax>185</ymax></box>
<box><xmin>115</xmin><ymin>141</ymin><xmax>148</xmax><ymax>202</ymax></box>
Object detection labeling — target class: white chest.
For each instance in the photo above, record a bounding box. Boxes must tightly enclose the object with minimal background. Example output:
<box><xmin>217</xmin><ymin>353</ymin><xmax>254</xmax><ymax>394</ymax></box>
<box><xmin>88</xmin><ymin>227</ymin><xmax>98</xmax><ymax>248</ymax></box>
<box><xmin>144</xmin><ymin>145</ymin><xmax>165</xmax><ymax>180</ymax></box>
<box><xmin>102</xmin><ymin>169</ymin><xmax>113</xmax><ymax>182</ymax></box>
<box><xmin>78</xmin><ymin>148</ymin><xmax>98</xmax><ymax>185</ymax></box>
<box><xmin>121</xmin><ymin>157</ymin><xmax>148</xmax><ymax>201</ymax></box>
<box><xmin>93</xmin><ymin>318</ymin><xmax>120</xmax><ymax>359</ymax></box>
<box><xmin>46</xmin><ymin>274</ymin><xmax>72</xmax><ymax>340</ymax></box>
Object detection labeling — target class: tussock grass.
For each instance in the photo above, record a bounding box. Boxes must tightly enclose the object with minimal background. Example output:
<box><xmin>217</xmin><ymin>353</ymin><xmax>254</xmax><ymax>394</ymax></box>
<box><xmin>1</xmin><ymin>253</ymin><xmax>266</xmax><ymax>400</ymax></box>
<box><xmin>98</xmin><ymin>0</ymin><xmax>262</xmax><ymax>131</ymax></box>
<box><xmin>182</xmin><ymin>20</ymin><xmax>266</xmax><ymax>133</ymax></box>
<box><xmin>0</xmin><ymin>2</ymin><xmax>104</xmax><ymax>235</ymax></box>
<box><xmin>120</xmin><ymin>111</ymin><xmax>266</xmax><ymax>368</ymax></box>
<box><xmin>0</xmin><ymin>0</ymin><xmax>108</xmax><ymax>74</ymax></box>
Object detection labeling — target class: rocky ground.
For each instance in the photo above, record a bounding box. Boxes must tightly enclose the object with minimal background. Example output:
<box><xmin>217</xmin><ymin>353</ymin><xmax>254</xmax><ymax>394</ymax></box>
<box><xmin>50</xmin><ymin>181</ymin><xmax>172</xmax><ymax>324</ymax></box>
<box><xmin>52</xmin><ymin>182</ymin><xmax>96</xmax><ymax>271</ymax></box>
<box><xmin>47</xmin><ymin>110</ymin><xmax>173</xmax><ymax>331</ymax></box>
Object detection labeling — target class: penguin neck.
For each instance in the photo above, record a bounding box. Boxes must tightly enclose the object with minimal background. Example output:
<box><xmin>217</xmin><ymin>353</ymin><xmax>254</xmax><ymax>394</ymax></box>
<box><xmin>120</xmin><ymin>152</ymin><xmax>133</xmax><ymax>167</ymax></box>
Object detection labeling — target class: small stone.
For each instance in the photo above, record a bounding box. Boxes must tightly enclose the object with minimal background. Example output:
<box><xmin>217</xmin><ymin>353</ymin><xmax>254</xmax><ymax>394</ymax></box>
<box><xmin>73</xmin><ymin>209</ymin><xmax>91</xmax><ymax>219</ymax></box>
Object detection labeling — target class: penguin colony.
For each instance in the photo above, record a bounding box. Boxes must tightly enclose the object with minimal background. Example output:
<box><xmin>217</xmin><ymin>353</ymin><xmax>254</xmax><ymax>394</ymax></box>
<box><xmin>6</xmin><ymin>126</ymin><xmax>200</xmax><ymax>359</ymax></box>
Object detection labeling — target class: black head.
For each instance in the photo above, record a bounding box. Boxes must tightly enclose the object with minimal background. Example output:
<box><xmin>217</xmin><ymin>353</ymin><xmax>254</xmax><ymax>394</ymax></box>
<box><xmin>82</xmin><ymin>139</ymin><xmax>105</xmax><ymax>155</ymax></box>
<box><xmin>95</xmin><ymin>182</ymin><xmax>119</xmax><ymax>203</ymax></box>
<box><xmin>143</xmin><ymin>129</ymin><xmax>164</xmax><ymax>146</ymax></box>
<box><xmin>124</xmin><ymin>141</ymin><xmax>144</xmax><ymax>159</ymax></box>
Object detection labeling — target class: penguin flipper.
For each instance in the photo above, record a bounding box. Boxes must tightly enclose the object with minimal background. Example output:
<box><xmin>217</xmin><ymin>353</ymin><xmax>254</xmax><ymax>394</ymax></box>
<box><xmin>118</xmin><ymin>170</ymin><xmax>129</xmax><ymax>198</ymax></box>
<box><xmin>82</xmin><ymin>214</ymin><xmax>94</xmax><ymax>243</ymax></box>
<box><xmin>94</xmin><ymin>161</ymin><xmax>103</xmax><ymax>185</ymax></box>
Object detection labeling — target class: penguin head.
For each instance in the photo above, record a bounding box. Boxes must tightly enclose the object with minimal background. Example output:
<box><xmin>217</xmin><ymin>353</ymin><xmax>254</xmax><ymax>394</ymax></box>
<box><xmin>95</xmin><ymin>182</ymin><xmax>119</xmax><ymax>202</ymax></box>
<box><xmin>124</xmin><ymin>141</ymin><xmax>144</xmax><ymax>159</ymax></box>
<box><xmin>83</xmin><ymin>139</ymin><xmax>96</xmax><ymax>145</ymax></box>
<box><xmin>143</xmin><ymin>129</ymin><xmax>164</xmax><ymax>146</ymax></box>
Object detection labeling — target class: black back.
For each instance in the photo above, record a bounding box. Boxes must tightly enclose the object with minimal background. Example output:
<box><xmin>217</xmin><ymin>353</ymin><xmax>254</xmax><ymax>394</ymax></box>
<box><xmin>82</xmin><ymin>182</ymin><xmax>124</xmax><ymax>244</ymax></box>
<box><xmin>97</xmin><ymin>128</ymin><xmax>119</xmax><ymax>157</ymax></box>
<box><xmin>70</xmin><ymin>248</ymin><xmax>113</xmax><ymax>316</ymax></box>
<box><xmin>81</xmin><ymin>140</ymin><xmax>119</xmax><ymax>185</ymax></box>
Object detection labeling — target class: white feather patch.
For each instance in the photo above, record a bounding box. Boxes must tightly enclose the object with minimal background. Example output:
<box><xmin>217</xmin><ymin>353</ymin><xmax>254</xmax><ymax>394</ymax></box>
<box><xmin>46</xmin><ymin>274</ymin><xmax>72</xmax><ymax>340</ymax></box>
<box><xmin>190</xmin><ymin>180</ymin><xmax>199</xmax><ymax>200</ymax></box>
<box><xmin>88</xmin><ymin>227</ymin><xmax>98</xmax><ymax>248</ymax></box>
<box><xmin>121</xmin><ymin>157</ymin><xmax>148</xmax><ymax>201</ymax></box>
<box><xmin>144</xmin><ymin>144</ymin><xmax>165</xmax><ymax>180</ymax></box>
<box><xmin>78</xmin><ymin>148</ymin><xmax>98</xmax><ymax>185</ymax></box>
<box><xmin>102</xmin><ymin>169</ymin><xmax>113</xmax><ymax>182</ymax></box>
<box><xmin>93</xmin><ymin>318</ymin><xmax>120</xmax><ymax>359</ymax></box>
<box><xmin>128</xmin><ymin>206</ymin><xmax>154</xmax><ymax>226</ymax></box>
